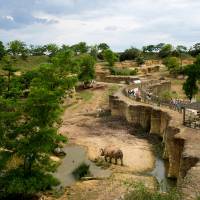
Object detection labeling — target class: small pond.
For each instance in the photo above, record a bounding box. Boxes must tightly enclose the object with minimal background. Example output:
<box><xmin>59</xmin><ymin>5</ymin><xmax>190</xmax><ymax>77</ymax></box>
<box><xmin>54</xmin><ymin>145</ymin><xmax>176</xmax><ymax>192</ymax></box>
<box><xmin>53</xmin><ymin>146</ymin><xmax>111</xmax><ymax>187</ymax></box>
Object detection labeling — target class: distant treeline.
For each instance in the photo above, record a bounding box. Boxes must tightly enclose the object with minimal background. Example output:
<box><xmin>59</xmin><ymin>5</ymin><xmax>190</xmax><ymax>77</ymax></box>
<box><xmin>0</xmin><ymin>40</ymin><xmax>200</xmax><ymax>62</ymax></box>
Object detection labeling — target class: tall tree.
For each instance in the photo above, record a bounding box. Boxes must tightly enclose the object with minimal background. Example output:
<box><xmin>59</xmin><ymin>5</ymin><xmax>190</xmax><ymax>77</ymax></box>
<box><xmin>90</xmin><ymin>45</ymin><xmax>99</xmax><ymax>60</ymax></box>
<box><xmin>119</xmin><ymin>47</ymin><xmax>140</xmax><ymax>61</ymax></box>
<box><xmin>0</xmin><ymin>41</ymin><xmax>6</xmax><ymax>60</ymax></box>
<box><xmin>44</xmin><ymin>44</ymin><xmax>59</xmax><ymax>57</ymax></box>
<box><xmin>71</xmin><ymin>42</ymin><xmax>89</xmax><ymax>55</ymax></box>
<box><xmin>29</xmin><ymin>45</ymin><xmax>46</xmax><ymax>56</ymax></box>
<box><xmin>7</xmin><ymin>40</ymin><xmax>28</xmax><ymax>58</ymax></box>
<box><xmin>183</xmin><ymin>55</ymin><xmax>200</xmax><ymax>100</ymax></box>
<box><xmin>98</xmin><ymin>43</ymin><xmax>110</xmax><ymax>52</ymax></box>
<box><xmin>103</xmin><ymin>49</ymin><xmax>118</xmax><ymax>66</ymax></box>
<box><xmin>78</xmin><ymin>54</ymin><xmax>96</xmax><ymax>87</ymax></box>
<box><xmin>0</xmin><ymin>52</ymin><xmax>78</xmax><ymax>199</ymax></box>
<box><xmin>163</xmin><ymin>57</ymin><xmax>180</xmax><ymax>76</ymax></box>
<box><xmin>159</xmin><ymin>44</ymin><xmax>173</xmax><ymax>58</ymax></box>
<box><xmin>1</xmin><ymin>55</ymin><xmax>17</xmax><ymax>92</ymax></box>
<box><xmin>189</xmin><ymin>43</ymin><xmax>200</xmax><ymax>57</ymax></box>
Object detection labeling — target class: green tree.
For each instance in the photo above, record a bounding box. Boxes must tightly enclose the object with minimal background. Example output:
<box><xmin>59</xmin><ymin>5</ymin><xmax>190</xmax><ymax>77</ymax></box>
<box><xmin>0</xmin><ymin>41</ymin><xmax>6</xmax><ymax>60</ymax></box>
<box><xmin>51</xmin><ymin>49</ymin><xmax>80</xmax><ymax>74</ymax></box>
<box><xmin>7</xmin><ymin>40</ymin><xmax>28</xmax><ymax>58</ymax></box>
<box><xmin>44</xmin><ymin>43</ymin><xmax>59</xmax><ymax>57</ymax></box>
<box><xmin>189</xmin><ymin>43</ymin><xmax>200</xmax><ymax>57</ymax></box>
<box><xmin>183</xmin><ymin>56</ymin><xmax>200</xmax><ymax>100</ymax></box>
<box><xmin>120</xmin><ymin>47</ymin><xmax>140</xmax><ymax>61</ymax></box>
<box><xmin>155</xmin><ymin>43</ymin><xmax>165</xmax><ymax>52</ymax></box>
<box><xmin>183</xmin><ymin>77</ymin><xmax>198</xmax><ymax>101</ymax></box>
<box><xmin>103</xmin><ymin>49</ymin><xmax>118</xmax><ymax>66</ymax></box>
<box><xmin>163</xmin><ymin>57</ymin><xmax>180</xmax><ymax>76</ymax></box>
<box><xmin>29</xmin><ymin>45</ymin><xmax>45</xmax><ymax>56</ymax></box>
<box><xmin>98</xmin><ymin>43</ymin><xmax>110</xmax><ymax>52</ymax></box>
<box><xmin>90</xmin><ymin>45</ymin><xmax>98</xmax><ymax>60</ymax></box>
<box><xmin>1</xmin><ymin>55</ymin><xmax>18</xmax><ymax>92</ymax></box>
<box><xmin>136</xmin><ymin>56</ymin><xmax>145</xmax><ymax>66</ymax></box>
<box><xmin>142</xmin><ymin>45</ymin><xmax>156</xmax><ymax>53</ymax></box>
<box><xmin>159</xmin><ymin>44</ymin><xmax>173</xmax><ymax>58</ymax></box>
<box><xmin>176</xmin><ymin>45</ymin><xmax>187</xmax><ymax>54</ymax></box>
<box><xmin>71</xmin><ymin>42</ymin><xmax>89</xmax><ymax>55</ymax></box>
<box><xmin>0</xmin><ymin>54</ymin><xmax>77</xmax><ymax>199</ymax></box>
<box><xmin>78</xmin><ymin>54</ymin><xmax>96</xmax><ymax>87</ymax></box>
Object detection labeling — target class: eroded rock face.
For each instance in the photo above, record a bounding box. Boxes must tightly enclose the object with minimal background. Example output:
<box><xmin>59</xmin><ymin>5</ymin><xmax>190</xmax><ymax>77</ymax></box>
<box><xmin>109</xmin><ymin>89</ymin><xmax>200</xmax><ymax>200</ymax></box>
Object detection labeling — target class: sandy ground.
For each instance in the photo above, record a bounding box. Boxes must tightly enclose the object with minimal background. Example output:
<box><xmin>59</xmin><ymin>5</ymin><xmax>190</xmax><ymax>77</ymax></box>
<box><xmin>45</xmin><ymin>86</ymin><xmax>156</xmax><ymax>200</ymax></box>
<box><xmin>59</xmin><ymin>87</ymin><xmax>154</xmax><ymax>173</ymax></box>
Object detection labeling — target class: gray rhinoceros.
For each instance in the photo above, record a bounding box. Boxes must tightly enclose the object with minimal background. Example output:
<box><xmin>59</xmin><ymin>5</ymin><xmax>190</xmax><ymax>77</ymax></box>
<box><xmin>100</xmin><ymin>146</ymin><xmax>123</xmax><ymax>166</ymax></box>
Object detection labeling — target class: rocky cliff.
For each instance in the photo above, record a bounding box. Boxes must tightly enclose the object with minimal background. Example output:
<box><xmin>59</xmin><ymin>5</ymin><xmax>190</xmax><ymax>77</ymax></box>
<box><xmin>109</xmin><ymin>89</ymin><xmax>200</xmax><ymax>199</ymax></box>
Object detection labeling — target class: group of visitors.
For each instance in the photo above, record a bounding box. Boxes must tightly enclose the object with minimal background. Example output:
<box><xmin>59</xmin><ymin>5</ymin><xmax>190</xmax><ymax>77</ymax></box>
<box><xmin>170</xmin><ymin>98</ymin><xmax>184</xmax><ymax>112</ymax></box>
<box><xmin>128</xmin><ymin>88</ymin><xmax>141</xmax><ymax>100</ymax></box>
<box><xmin>128</xmin><ymin>88</ymin><xmax>191</xmax><ymax>114</ymax></box>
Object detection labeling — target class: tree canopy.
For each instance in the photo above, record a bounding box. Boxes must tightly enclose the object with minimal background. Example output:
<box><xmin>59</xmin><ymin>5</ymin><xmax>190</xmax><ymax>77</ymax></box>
<box><xmin>183</xmin><ymin>55</ymin><xmax>200</xmax><ymax>100</ymax></box>
<box><xmin>78</xmin><ymin>54</ymin><xmax>96</xmax><ymax>86</ymax></box>
<box><xmin>103</xmin><ymin>49</ymin><xmax>118</xmax><ymax>66</ymax></box>
<box><xmin>0</xmin><ymin>49</ymin><xmax>78</xmax><ymax>199</ymax></box>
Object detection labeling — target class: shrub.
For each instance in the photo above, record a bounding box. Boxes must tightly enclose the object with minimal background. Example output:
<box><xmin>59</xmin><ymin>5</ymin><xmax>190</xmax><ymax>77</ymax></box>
<box><xmin>109</xmin><ymin>67</ymin><xmax>138</xmax><ymax>76</ymax></box>
<box><xmin>159</xmin><ymin>91</ymin><xmax>178</xmax><ymax>101</ymax></box>
<box><xmin>136</xmin><ymin>56</ymin><xmax>145</xmax><ymax>66</ymax></box>
<box><xmin>72</xmin><ymin>163</ymin><xmax>90</xmax><ymax>180</ymax></box>
<box><xmin>103</xmin><ymin>49</ymin><xmax>118</xmax><ymax>66</ymax></box>
<box><xmin>120</xmin><ymin>48</ymin><xmax>141</xmax><ymax>61</ymax></box>
<box><xmin>163</xmin><ymin>57</ymin><xmax>181</xmax><ymax>76</ymax></box>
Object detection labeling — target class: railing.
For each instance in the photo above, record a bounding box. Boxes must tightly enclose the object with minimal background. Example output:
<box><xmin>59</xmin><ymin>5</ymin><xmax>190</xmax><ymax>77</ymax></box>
<box><xmin>125</xmin><ymin>83</ymin><xmax>200</xmax><ymax>130</ymax></box>
<box><xmin>125</xmin><ymin>87</ymin><xmax>189</xmax><ymax>113</ymax></box>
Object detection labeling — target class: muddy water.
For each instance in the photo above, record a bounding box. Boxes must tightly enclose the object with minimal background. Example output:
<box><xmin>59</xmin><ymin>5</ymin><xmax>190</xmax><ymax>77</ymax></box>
<box><xmin>54</xmin><ymin>145</ymin><xmax>175</xmax><ymax>192</ymax></box>
<box><xmin>54</xmin><ymin>146</ymin><xmax>111</xmax><ymax>187</ymax></box>
<box><xmin>150</xmin><ymin>157</ymin><xmax>176</xmax><ymax>192</ymax></box>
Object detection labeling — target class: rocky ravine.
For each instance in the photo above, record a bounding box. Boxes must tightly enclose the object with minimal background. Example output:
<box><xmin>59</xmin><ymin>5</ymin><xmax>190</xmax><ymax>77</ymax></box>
<box><xmin>109</xmin><ymin>88</ymin><xmax>200</xmax><ymax>200</ymax></box>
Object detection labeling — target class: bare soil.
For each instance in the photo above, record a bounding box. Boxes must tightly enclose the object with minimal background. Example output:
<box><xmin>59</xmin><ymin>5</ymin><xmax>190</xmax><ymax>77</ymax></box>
<box><xmin>50</xmin><ymin>85</ymin><xmax>156</xmax><ymax>200</ymax></box>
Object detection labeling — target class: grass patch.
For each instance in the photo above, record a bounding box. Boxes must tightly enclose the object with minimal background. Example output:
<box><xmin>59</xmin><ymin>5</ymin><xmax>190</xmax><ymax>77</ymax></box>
<box><xmin>171</xmin><ymin>79</ymin><xmax>184</xmax><ymax>85</ymax></box>
<box><xmin>159</xmin><ymin>91</ymin><xmax>178</xmax><ymax>101</ymax></box>
<box><xmin>109</xmin><ymin>66</ymin><xmax>138</xmax><ymax>76</ymax></box>
<box><xmin>124</xmin><ymin>182</ymin><xmax>181</xmax><ymax>200</ymax></box>
<box><xmin>93</xmin><ymin>158</ymin><xmax>111</xmax><ymax>169</ymax></box>
<box><xmin>108</xmin><ymin>85</ymin><xmax>120</xmax><ymax>95</ymax></box>
<box><xmin>196</xmin><ymin>93</ymin><xmax>200</xmax><ymax>102</ymax></box>
<box><xmin>0</xmin><ymin>56</ymin><xmax>49</xmax><ymax>72</ymax></box>
<box><xmin>72</xmin><ymin>163</ymin><xmax>90</xmax><ymax>180</ymax></box>
<box><xmin>79</xmin><ymin>90</ymin><xmax>93</xmax><ymax>101</ymax></box>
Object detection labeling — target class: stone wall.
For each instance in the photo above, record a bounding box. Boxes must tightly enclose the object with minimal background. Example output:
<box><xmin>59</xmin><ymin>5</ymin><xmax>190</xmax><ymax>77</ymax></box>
<box><xmin>109</xmin><ymin>89</ymin><xmax>200</xmax><ymax>199</ymax></box>
<box><xmin>99</xmin><ymin>75</ymin><xmax>141</xmax><ymax>84</ymax></box>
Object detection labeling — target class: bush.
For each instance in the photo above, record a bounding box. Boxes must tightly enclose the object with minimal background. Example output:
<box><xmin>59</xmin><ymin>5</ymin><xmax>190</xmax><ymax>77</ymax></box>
<box><xmin>120</xmin><ymin>48</ymin><xmax>141</xmax><ymax>61</ymax></box>
<box><xmin>159</xmin><ymin>91</ymin><xmax>178</xmax><ymax>101</ymax></box>
<box><xmin>103</xmin><ymin>49</ymin><xmax>118</xmax><ymax>66</ymax></box>
<box><xmin>124</xmin><ymin>182</ymin><xmax>181</xmax><ymax>200</ymax></box>
<box><xmin>0</xmin><ymin>168</ymin><xmax>59</xmax><ymax>199</ymax></box>
<box><xmin>163</xmin><ymin>57</ymin><xmax>181</xmax><ymax>76</ymax></box>
<box><xmin>109</xmin><ymin>67</ymin><xmax>138</xmax><ymax>76</ymax></box>
<box><xmin>72</xmin><ymin>163</ymin><xmax>90</xmax><ymax>180</ymax></box>
<box><xmin>136</xmin><ymin>56</ymin><xmax>145</xmax><ymax>66</ymax></box>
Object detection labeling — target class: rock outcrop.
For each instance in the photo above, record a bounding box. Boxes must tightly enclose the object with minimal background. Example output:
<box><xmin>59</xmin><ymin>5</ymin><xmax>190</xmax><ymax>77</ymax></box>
<box><xmin>109</xmin><ymin>88</ymin><xmax>200</xmax><ymax>199</ymax></box>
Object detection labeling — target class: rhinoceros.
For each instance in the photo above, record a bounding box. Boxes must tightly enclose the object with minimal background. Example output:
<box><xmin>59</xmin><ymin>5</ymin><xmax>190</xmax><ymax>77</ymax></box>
<box><xmin>100</xmin><ymin>146</ymin><xmax>123</xmax><ymax>166</ymax></box>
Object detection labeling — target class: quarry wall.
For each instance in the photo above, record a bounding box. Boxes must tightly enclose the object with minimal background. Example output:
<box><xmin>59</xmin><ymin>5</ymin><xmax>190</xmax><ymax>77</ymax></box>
<box><xmin>109</xmin><ymin>86</ymin><xmax>200</xmax><ymax>199</ymax></box>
